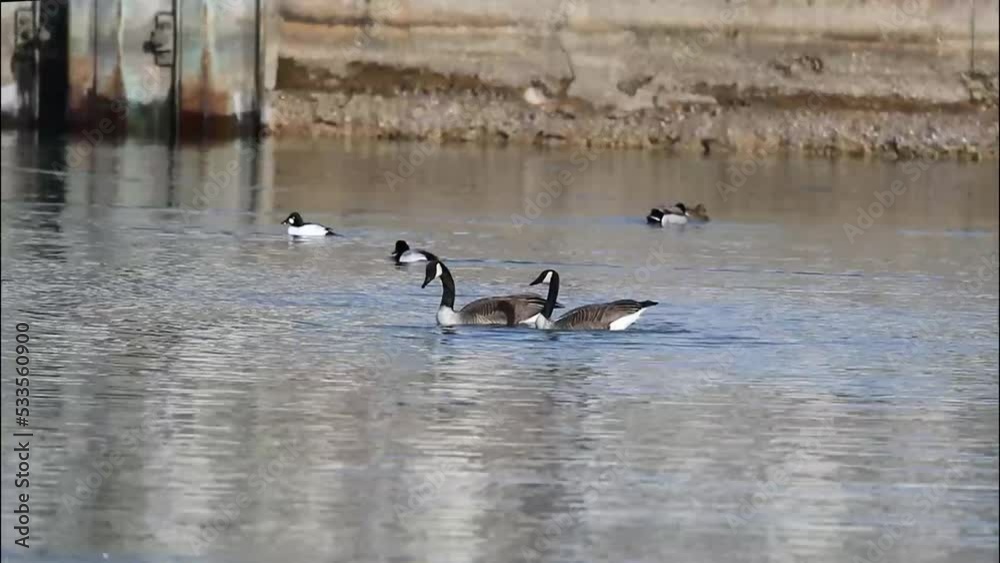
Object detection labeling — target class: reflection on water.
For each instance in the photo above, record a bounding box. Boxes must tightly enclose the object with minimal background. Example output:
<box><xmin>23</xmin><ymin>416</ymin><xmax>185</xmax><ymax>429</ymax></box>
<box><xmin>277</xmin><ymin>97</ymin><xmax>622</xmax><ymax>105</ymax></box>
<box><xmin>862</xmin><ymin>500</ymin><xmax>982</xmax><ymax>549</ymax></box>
<box><xmin>1</xmin><ymin>133</ymin><xmax>998</xmax><ymax>563</ymax></box>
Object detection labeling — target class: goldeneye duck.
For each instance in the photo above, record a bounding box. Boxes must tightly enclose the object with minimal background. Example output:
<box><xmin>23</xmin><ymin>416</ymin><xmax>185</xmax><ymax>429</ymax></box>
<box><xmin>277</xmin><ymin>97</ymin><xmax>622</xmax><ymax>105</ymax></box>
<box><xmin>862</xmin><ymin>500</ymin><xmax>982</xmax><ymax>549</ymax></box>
<box><xmin>646</xmin><ymin>203</ymin><xmax>689</xmax><ymax>225</ymax></box>
<box><xmin>281</xmin><ymin>212</ymin><xmax>337</xmax><ymax>237</ymax></box>
<box><xmin>391</xmin><ymin>240</ymin><xmax>438</xmax><ymax>264</ymax></box>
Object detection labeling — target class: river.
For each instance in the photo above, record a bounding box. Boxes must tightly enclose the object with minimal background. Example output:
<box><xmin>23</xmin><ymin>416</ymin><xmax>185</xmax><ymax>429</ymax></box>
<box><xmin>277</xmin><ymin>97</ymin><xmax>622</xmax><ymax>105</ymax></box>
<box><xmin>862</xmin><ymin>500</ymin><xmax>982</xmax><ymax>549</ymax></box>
<box><xmin>1</xmin><ymin>132</ymin><xmax>997</xmax><ymax>562</ymax></box>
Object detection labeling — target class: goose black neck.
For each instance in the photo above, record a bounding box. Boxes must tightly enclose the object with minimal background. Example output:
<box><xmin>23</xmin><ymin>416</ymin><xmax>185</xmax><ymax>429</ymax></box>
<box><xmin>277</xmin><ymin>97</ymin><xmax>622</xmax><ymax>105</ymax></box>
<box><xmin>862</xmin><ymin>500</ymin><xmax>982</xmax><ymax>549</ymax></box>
<box><xmin>542</xmin><ymin>272</ymin><xmax>560</xmax><ymax>318</ymax></box>
<box><xmin>439</xmin><ymin>264</ymin><xmax>456</xmax><ymax>309</ymax></box>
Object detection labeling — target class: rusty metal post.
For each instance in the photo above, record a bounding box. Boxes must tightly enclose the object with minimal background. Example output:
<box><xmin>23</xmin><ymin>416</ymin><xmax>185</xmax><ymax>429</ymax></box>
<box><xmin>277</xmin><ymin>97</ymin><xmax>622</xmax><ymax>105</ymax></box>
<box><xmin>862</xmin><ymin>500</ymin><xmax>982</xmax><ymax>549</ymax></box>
<box><xmin>969</xmin><ymin>0</ymin><xmax>976</xmax><ymax>73</ymax></box>
<box><xmin>172</xmin><ymin>0</ymin><xmax>182</xmax><ymax>145</ymax></box>
<box><xmin>31</xmin><ymin>0</ymin><xmax>40</xmax><ymax>123</ymax></box>
<box><xmin>91</xmin><ymin>0</ymin><xmax>97</xmax><ymax>113</ymax></box>
<box><xmin>255</xmin><ymin>0</ymin><xmax>262</xmax><ymax>129</ymax></box>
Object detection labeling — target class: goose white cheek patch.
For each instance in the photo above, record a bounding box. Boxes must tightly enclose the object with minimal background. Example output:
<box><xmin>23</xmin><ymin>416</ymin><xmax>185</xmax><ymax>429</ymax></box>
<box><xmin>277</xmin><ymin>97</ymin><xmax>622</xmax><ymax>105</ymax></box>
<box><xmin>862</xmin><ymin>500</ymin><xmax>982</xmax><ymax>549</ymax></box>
<box><xmin>435</xmin><ymin>263</ymin><xmax>443</xmax><ymax>280</ymax></box>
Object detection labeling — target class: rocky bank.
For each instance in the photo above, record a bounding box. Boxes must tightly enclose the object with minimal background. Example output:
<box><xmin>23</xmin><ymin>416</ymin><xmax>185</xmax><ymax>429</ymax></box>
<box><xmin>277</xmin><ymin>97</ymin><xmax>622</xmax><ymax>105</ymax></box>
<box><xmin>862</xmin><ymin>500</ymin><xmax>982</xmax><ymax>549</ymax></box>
<box><xmin>269</xmin><ymin>0</ymin><xmax>1000</xmax><ymax>160</ymax></box>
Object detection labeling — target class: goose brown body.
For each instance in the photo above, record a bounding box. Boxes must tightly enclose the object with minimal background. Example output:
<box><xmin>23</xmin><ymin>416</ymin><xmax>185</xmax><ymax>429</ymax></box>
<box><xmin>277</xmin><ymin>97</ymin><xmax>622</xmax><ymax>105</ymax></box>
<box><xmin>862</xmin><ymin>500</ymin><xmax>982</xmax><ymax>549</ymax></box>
<box><xmin>548</xmin><ymin>300</ymin><xmax>658</xmax><ymax>330</ymax></box>
<box><xmin>422</xmin><ymin>260</ymin><xmax>554</xmax><ymax>326</ymax></box>
<box><xmin>529</xmin><ymin>269</ymin><xmax>657</xmax><ymax>331</ymax></box>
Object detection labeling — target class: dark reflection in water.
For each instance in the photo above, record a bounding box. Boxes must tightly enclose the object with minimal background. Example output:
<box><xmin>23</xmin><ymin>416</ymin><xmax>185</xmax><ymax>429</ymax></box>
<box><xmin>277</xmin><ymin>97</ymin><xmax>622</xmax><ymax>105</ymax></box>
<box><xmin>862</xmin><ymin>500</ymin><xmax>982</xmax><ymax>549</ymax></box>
<box><xmin>1</xmin><ymin>133</ymin><xmax>997</xmax><ymax>563</ymax></box>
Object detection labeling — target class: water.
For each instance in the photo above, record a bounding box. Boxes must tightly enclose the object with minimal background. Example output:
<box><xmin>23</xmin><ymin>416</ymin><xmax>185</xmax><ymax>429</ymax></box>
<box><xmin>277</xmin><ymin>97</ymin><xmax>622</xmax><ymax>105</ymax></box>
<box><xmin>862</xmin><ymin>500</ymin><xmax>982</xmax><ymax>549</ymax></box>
<box><xmin>1</xmin><ymin>132</ymin><xmax>998</xmax><ymax>563</ymax></box>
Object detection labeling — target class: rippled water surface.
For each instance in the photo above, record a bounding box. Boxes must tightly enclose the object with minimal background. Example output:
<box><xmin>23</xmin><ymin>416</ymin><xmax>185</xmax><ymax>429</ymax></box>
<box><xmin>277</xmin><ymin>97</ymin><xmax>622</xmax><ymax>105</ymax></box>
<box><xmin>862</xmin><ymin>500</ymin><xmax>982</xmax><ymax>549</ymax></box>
<box><xmin>1</xmin><ymin>133</ymin><xmax>998</xmax><ymax>563</ymax></box>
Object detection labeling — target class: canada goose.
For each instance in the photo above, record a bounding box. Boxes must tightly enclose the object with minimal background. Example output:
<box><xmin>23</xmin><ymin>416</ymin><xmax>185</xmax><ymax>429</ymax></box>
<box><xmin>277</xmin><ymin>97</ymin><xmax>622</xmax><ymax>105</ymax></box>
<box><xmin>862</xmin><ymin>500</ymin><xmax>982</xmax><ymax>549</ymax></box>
<box><xmin>646</xmin><ymin>203</ymin><xmax>689</xmax><ymax>225</ymax></box>
<box><xmin>528</xmin><ymin>269</ymin><xmax>657</xmax><ymax>331</ymax></box>
<box><xmin>281</xmin><ymin>212</ymin><xmax>337</xmax><ymax>237</ymax></box>
<box><xmin>391</xmin><ymin>240</ymin><xmax>438</xmax><ymax>264</ymax></box>
<box><xmin>421</xmin><ymin>260</ymin><xmax>555</xmax><ymax>327</ymax></box>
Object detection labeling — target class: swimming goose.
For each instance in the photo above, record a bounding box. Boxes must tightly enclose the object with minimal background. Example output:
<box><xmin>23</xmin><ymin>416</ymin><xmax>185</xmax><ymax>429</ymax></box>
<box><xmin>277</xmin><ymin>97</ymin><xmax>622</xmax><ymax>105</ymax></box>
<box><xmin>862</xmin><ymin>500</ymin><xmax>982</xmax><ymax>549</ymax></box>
<box><xmin>391</xmin><ymin>240</ymin><xmax>438</xmax><ymax>264</ymax></box>
<box><xmin>646</xmin><ymin>203</ymin><xmax>689</xmax><ymax>225</ymax></box>
<box><xmin>528</xmin><ymin>269</ymin><xmax>657</xmax><ymax>331</ymax></box>
<box><xmin>281</xmin><ymin>212</ymin><xmax>337</xmax><ymax>237</ymax></box>
<box><xmin>421</xmin><ymin>260</ymin><xmax>554</xmax><ymax>327</ymax></box>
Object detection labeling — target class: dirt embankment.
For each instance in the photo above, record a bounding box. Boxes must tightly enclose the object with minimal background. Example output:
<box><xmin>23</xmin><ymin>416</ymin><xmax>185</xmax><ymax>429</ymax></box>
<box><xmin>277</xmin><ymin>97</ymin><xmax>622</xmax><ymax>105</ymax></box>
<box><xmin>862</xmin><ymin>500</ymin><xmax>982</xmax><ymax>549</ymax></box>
<box><xmin>269</xmin><ymin>1</ymin><xmax>999</xmax><ymax>160</ymax></box>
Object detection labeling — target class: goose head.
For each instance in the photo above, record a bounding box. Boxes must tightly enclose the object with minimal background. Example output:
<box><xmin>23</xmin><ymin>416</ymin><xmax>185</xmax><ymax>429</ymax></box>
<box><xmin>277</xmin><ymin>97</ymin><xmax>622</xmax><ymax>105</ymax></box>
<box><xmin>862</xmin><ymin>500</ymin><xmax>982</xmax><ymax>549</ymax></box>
<box><xmin>529</xmin><ymin>269</ymin><xmax>558</xmax><ymax>286</ymax></box>
<box><xmin>674</xmin><ymin>202</ymin><xmax>688</xmax><ymax>214</ymax></box>
<box><xmin>392</xmin><ymin>240</ymin><xmax>410</xmax><ymax>258</ymax></box>
<box><xmin>281</xmin><ymin>212</ymin><xmax>304</xmax><ymax>227</ymax></box>
<box><xmin>422</xmin><ymin>260</ymin><xmax>445</xmax><ymax>288</ymax></box>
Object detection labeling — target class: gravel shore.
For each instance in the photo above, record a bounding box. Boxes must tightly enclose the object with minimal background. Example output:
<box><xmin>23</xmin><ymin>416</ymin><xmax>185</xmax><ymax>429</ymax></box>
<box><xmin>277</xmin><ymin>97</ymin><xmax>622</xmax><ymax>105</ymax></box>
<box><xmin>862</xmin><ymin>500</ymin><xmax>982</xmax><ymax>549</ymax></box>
<box><xmin>272</xmin><ymin>85</ymin><xmax>998</xmax><ymax>160</ymax></box>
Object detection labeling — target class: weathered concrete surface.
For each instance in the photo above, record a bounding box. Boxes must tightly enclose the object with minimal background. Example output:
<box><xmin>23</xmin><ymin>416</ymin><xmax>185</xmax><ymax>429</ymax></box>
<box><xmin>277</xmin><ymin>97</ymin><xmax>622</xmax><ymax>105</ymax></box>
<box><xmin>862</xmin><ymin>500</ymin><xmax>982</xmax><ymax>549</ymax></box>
<box><xmin>1</xmin><ymin>2</ymin><xmax>29</xmax><ymax>118</ymax></box>
<box><xmin>268</xmin><ymin>1</ymin><xmax>999</xmax><ymax>158</ymax></box>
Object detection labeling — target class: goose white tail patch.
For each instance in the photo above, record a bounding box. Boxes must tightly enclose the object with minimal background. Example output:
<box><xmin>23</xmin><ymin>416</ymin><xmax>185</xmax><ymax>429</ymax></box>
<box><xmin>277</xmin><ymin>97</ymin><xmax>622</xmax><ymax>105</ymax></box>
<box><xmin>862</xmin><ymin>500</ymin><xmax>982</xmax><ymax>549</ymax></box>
<box><xmin>608</xmin><ymin>311</ymin><xmax>644</xmax><ymax>331</ymax></box>
<box><xmin>663</xmin><ymin>214</ymin><xmax>688</xmax><ymax>225</ymax></box>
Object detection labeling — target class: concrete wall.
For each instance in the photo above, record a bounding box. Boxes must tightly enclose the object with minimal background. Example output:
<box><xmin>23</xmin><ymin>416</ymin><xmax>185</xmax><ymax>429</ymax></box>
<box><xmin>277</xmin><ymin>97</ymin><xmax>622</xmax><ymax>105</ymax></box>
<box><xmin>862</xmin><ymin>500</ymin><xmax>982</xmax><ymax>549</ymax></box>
<box><xmin>276</xmin><ymin>0</ymin><xmax>999</xmax><ymax>113</ymax></box>
<box><xmin>271</xmin><ymin>0</ymin><xmax>998</xmax><ymax>158</ymax></box>
<box><xmin>282</xmin><ymin>0</ymin><xmax>999</xmax><ymax>39</ymax></box>
<box><xmin>3</xmin><ymin>0</ymin><xmax>996</xmax><ymax>152</ymax></box>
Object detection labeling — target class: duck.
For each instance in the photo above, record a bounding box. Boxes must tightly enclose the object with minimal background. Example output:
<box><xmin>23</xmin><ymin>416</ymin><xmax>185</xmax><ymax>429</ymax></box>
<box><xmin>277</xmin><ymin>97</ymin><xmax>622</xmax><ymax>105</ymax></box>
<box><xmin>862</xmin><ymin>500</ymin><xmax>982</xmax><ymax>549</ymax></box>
<box><xmin>645</xmin><ymin>202</ymin><xmax>710</xmax><ymax>225</ymax></box>
<box><xmin>421</xmin><ymin>260</ymin><xmax>557</xmax><ymax>327</ymax></box>
<box><xmin>281</xmin><ymin>212</ymin><xmax>337</xmax><ymax>237</ymax></box>
<box><xmin>528</xmin><ymin>269</ymin><xmax>657</xmax><ymax>331</ymax></box>
<box><xmin>686</xmin><ymin>203</ymin><xmax>710</xmax><ymax>222</ymax></box>
<box><xmin>646</xmin><ymin>203</ymin><xmax>690</xmax><ymax>225</ymax></box>
<box><xmin>391</xmin><ymin>240</ymin><xmax>438</xmax><ymax>264</ymax></box>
